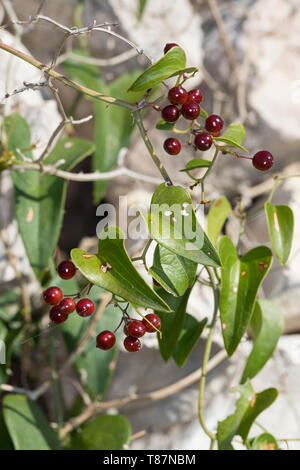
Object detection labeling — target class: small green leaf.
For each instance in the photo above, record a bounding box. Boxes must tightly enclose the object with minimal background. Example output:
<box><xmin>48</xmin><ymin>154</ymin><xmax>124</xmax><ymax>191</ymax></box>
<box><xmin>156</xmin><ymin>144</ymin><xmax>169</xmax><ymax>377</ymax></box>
<box><xmin>168</xmin><ymin>66</ymin><xmax>198</xmax><ymax>78</ymax></box>
<box><xmin>3</xmin><ymin>394</ymin><xmax>60</xmax><ymax>450</ymax></box>
<box><xmin>200</xmin><ymin>108</ymin><xmax>209</xmax><ymax>119</ymax></box>
<box><xmin>180</xmin><ymin>159</ymin><xmax>212</xmax><ymax>172</ymax></box>
<box><xmin>250</xmin><ymin>433</ymin><xmax>279</xmax><ymax>450</ymax></box>
<box><xmin>207</xmin><ymin>196</ymin><xmax>232</xmax><ymax>247</ymax></box>
<box><xmin>214</xmin><ymin>123</ymin><xmax>248</xmax><ymax>152</ymax></box>
<box><xmin>217</xmin><ymin>382</ymin><xmax>278</xmax><ymax>449</ymax></box>
<box><xmin>149</xmin><ymin>244</ymin><xmax>197</xmax><ymax>296</ymax></box>
<box><xmin>265</xmin><ymin>202</ymin><xmax>294</xmax><ymax>266</ymax></box>
<box><xmin>142</xmin><ymin>183</ymin><xmax>221</xmax><ymax>267</ymax></box>
<box><xmin>156</xmin><ymin>120</ymin><xmax>176</xmax><ymax>131</ymax></box>
<box><xmin>173</xmin><ymin>314</ymin><xmax>207</xmax><ymax>367</ymax></box>
<box><xmin>71</xmin><ymin>415</ymin><xmax>131</xmax><ymax>450</ymax></box>
<box><xmin>219</xmin><ymin>237</ymin><xmax>273</xmax><ymax>356</ymax></box>
<box><xmin>128</xmin><ymin>46</ymin><xmax>186</xmax><ymax>92</ymax></box>
<box><xmin>71</xmin><ymin>227</ymin><xmax>170</xmax><ymax>312</ymax></box>
<box><xmin>240</xmin><ymin>299</ymin><xmax>283</xmax><ymax>384</ymax></box>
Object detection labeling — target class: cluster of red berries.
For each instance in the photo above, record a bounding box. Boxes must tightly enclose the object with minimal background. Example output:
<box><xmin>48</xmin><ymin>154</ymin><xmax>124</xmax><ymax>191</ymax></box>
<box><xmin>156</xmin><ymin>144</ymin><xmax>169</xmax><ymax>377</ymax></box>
<box><xmin>42</xmin><ymin>260</ymin><xmax>95</xmax><ymax>324</ymax></box>
<box><xmin>96</xmin><ymin>313</ymin><xmax>161</xmax><ymax>353</ymax></box>
<box><xmin>161</xmin><ymin>43</ymin><xmax>274</xmax><ymax>171</ymax></box>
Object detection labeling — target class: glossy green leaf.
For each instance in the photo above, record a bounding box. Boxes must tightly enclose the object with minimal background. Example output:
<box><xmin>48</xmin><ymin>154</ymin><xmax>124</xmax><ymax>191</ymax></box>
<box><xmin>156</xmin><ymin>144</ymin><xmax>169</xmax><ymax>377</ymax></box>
<box><xmin>214</xmin><ymin>123</ymin><xmax>248</xmax><ymax>152</ymax></box>
<box><xmin>71</xmin><ymin>415</ymin><xmax>131</xmax><ymax>450</ymax></box>
<box><xmin>71</xmin><ymin>227</ymin><xmax>170</xmax><ymax>312</ymax></box>
<box><xmin>217</xmin><ymin>382</ymin><xmax>278</xmax><ymax>449</ymax></box>
<box><xmin>180</xmin><ymin>159</ymin><xmax>212</xmax><ymax>172</ymax></box>
<box><xmin>241</xmin><ymin>299</ymin><xmax>283</xmax><ymax>384</ymax></box>
<box><xmin>156</xmin><ymin>120</ymin><xmax>176</xmax><ymax>131</ymax></box>
<box><xmin>265</xmin><ymin>202</ymin><xmax>294</xmax><ymax>266</ymax></box>
<box><xmin>207</xmin><ymin>196</ymin><xmax>232</xmax><ymax>247</ymax></box>
<box><xmin>142</xmin><ymin>183</ymin><xmax>221</xmax><ymax>267</ymax></box>
<box><xmin>250</xmin><ymin>433</ymin><xmax>279</xmax><ymax>450</ymax></box>
<box><xmin>128</xmin><ymin>46</ymin><xmax>186</xmax><ymax>91</ymax></box>
<box><xmin>149</xmin><ymin>244</ymin><xmax>197</xmax><ymax>296</ymax></box>
<box><xmin>219</xmin><ymin>237</ymin><xmax>272</xmax><ymax>356</ymax></box>
<box><xmin>5</xmin><ymin>114</ymin><xmax>95</xmax><ymax>280</ymax></box>
<box><xmin>173</xmin><ymin>314</ymin><xmax>207</xmax><ymax>367</ymax></box>
<box><xmin>3</xmin><ymin>394</ymin><xmax>60</xmax><ymax>450</ymax></box>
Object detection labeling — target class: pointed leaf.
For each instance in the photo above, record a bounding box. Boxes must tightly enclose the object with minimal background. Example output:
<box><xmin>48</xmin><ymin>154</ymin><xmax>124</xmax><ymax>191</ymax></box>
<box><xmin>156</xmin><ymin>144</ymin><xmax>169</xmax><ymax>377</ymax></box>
<box><xmin>128</xmin><ymin>46</ymin><xmax>186</xmax><ymax>91</ymax></box>
<box><xmin>265</xmin><ymin>202</ymin><xmax>294</xmax><ymax>266</ymax></box>
<box><xmin>180</xmin><ymin>158</ymin><xmax>212</xmax><ymax>172</ymax></box>
<box><xmin>173</xmin><ymin>314</ymin><xmax>207</xmax><ymax>367</ymax></box>
<box><xmin>142</xmin><ymin>183</ymin><xmax>221</xmax><ymax>267</ymax></box>
<box><xmin>214</xmin><ymin>123</ymin><xmax>248</xmax><ymax>152</ymax></box>
<box><xmin>241</xmin><ymin>299</ymin><xmax>283</xmax><ymax>383</ymax></box>
<box><xmin>156</xmin><ymin>120</ymin><xmax>176</xmax><ymax>131</ymax></box>
<box><xmin>219</xmin><ymin>237</ymin><xmax>272</xmax><ymax>356</ymax></box>
<box><xmin>71</xmin><ymin>227</ymin><xmax>170</xmax><ymax>312</ymax></box>
<box><xmin>207</xmin><ymin>196</ymin><xmax>232</xmax><ymax>247</ymax></box>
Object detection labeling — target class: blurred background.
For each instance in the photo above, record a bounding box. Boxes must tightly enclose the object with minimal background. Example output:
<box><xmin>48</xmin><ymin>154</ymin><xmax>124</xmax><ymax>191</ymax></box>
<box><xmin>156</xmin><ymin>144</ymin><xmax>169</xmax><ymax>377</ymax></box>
<box><xmin>0</xmin><ymin>0</ymin><xmax>299</xmax><ymax>450</ymax></box>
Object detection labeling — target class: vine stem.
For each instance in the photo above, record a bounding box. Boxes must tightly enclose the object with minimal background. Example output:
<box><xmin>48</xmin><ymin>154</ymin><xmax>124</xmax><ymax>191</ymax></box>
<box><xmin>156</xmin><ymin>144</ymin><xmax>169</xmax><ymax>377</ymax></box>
<box><xmin>198</xmin><ymin>266</ymin><xmax>220</xmax><ymax>448</ymax></box>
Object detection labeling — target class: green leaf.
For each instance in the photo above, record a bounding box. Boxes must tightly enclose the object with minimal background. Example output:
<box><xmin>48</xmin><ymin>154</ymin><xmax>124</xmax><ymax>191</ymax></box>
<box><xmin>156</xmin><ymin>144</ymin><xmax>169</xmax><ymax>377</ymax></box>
<box><xmin>71</xmin><ymin>227</ymin><xmax>170</xmax><ymax>312</ymax></box>
<box><xmin>241</xmin><ymin>299</ymin><xmax>283</xmax><ymax>384</ymax></box>
<box><xmin>149</xmin><ymin>244</ymin><xmax>197</xmax><ymax>296</ymax></box>
<box><xmin>173</xmin><ymin>314</ymin><xmax>207</xmax><ymax>367</ymax></box>
<box><xmin>5</xmin><ymin>114</ymin><xmax>95</xmax><ymax>280</ymax></box>
<box><xmin>142</xmin><ymin>183</ymin><xmax>221</xmax><ymax>267</ymax></box>
<box><xmin>0</xmin><ymin>413</ymin><xmax>13</xmax><ymax>450</ymax></box>
<box><xmin>214</xmin><ymin>123</ymin><xmax>248</xmax><ymax>152</ymax></box>
<box><xmin>265</xmin><ymin>202</ymin><xmax>294</xmax><ymax>266</ymax></box>
<box><xmin>200</xmin><ymin>107</ymin><xmax>209</xmax><ymax>119</ymax></box>
<box><xmin>250</xmin><ymin>433</ymin><xmax>279</xmax><ymax>450</ymax></box>
<box><xmin>3</xmin><ymin>394</ymin><xmax>60</xmax><ymax>450</ymax></box>
<box><xmin>137</xmin><ymin>0</ymin><xmax>148</xmax><ymax>20</ymax></box>
<box><xmin>217</xmin><ymin>382</ymin><xmax>278</xmax><ymax>449</ymax></box>
<box><xmin>168</xmin><ymin>66</ymin><xmax>198</xmax><ymax>78</ymax></box>
<box><xmin>156</xmin><ymin>120</ymin><xmax>176</xmax><ymax>131</ymax></box>
<box><xmin>219</xmin><ymin>237</ymin><xmax>272</xmax><ymax>356</ymax></box>
<box><xmin>207</xmin><ymin>196</ymin><xmax>232</xmax><ymax>247</ymax></box>
<box><xmin>71</xmin><ymin>415</ymin><xmax>131</xmax><ymax>450</ymax></box>
<box><xmin>128</xmin><ymin>46</ymin><xmax>186</xmax><ymax>92</ymax></box>
<box><xmin>180</xmin><ymin>159</ymin><xmax>212</xmax><ymax>172</ymax></box>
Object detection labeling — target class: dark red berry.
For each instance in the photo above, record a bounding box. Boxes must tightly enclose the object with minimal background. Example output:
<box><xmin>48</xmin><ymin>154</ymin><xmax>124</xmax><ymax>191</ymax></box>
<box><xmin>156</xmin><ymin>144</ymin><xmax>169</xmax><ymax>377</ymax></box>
<box><xmin>205</xmin><ymin>114</ymin><xmax>224</xmax><ymax>133</ymax></box>
<box><xmin>76</xmin><ymin>298</ymin><xmax>95</xmax><ymax>317</ymax></box>
<box><xmin>252</xmin><ymin>150</ymin><xmax>274</xmax><ymax>171</ymax></box>
<box><xmin>143</xmin><ymin>313</ymin><xmax>161</xmax><ymax>333</ymax></box>
<box><xmin>96</xmin><ymin>330</ymin><xmax>116</xmax><ymax>350</ymax></box>
<box><xmin>43</xmin><ymin>286</ymin><xmax>63</xmax><ymax>306</ymax></box>
<box><xmin>168</xmin><ymin>86</ymin><xmax>188</xmax><ymax>105</ymax></box>
<box><xmin>57</xmin><ymin>260</ymin><xmax>76</xmax><ymax>280</ymax></box>
<box><xmin>49</xmin><ymin>306</ymin><xmax>68</xmax><ymax>324</ymax></box>
<box><xmin>124</xmin><ymin>336</ymin><xmax>141</xmax><ymax>352</ymax></box>
<box><xmin>59</xmin><ymin>297</ymin><xmax>76</xmax><ymax>314</ymax></box>
<box><xmin>161</xmin><ymin>105</ymin><xmax>179</xmax><ymax>122</ymax></box>
<box><xmin>194</xmin><ymin>132</ymin><xmax>213</xmax><ymax>151</ymax></box>
<box><xmin>187</xmin><ymin>89</ymin><xmax>203</xmax><ymax>104</ymax></box>
<box><xmin>163</xmin><ymin>138</ymin><xmax>181</xmax><ymax>155</ymax></box>
<box><xmin>126</xmin><ymin>320</ymin><xmax>146</xmax><ymax>338</ymax></box>
<box><xmin>181</xmin><ymin>101</ymin><xmax>200</xmax><ymax>120</ymax></box>
<box><xmin>164</xmin><ymin>43</ymin><xmax>179</xmax><ymax>54</ymax></box>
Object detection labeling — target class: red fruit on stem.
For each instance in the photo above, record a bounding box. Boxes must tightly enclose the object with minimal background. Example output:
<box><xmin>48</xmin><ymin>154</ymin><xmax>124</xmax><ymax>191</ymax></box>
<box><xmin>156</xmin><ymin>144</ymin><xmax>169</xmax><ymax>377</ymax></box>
<box><xmin>161</xmin><ymin>105</ymin><xmax>179</xmax><ymax>122</ymax></box>
<box><xmin>205</xmin><ymin>114</ymin><xmax>224</xmax><ymax>133</ymax></box>
<box><xmin>187</xmin><ymin>89</ymin><xmax>203</xmax><ymax>104</ymax></box>
<box><xmin>76</xmin><ymin>298</ymin><xmax>95</xmax><ymax>317</ymax></box>
<box><xmin>124</xmin><ymin>336</ymin><xmax>141</xmax><ymax>352</ymax></box>
<box><xmin>252</xmin><ymin>150</ymin><xmax>274</xmax><ymax>171</ymax></box>
<box><xmin>96</xmin><ymin>330</ymin><xmax>116</xmax><ymax>350</ymax></box>
<box><xmin>143</xmin><ymin>313</ymin><xmax>161</xmax><ymax>333</ymax></box>
<box><xmin>126</xmin><ymin>320</ymin><xmax>146</xmax><ymax>338</ymax></box>
<box><xmin>49</xmin><ymin>306</ymin><xmax>68</xmax><ymax>324</ymax></box>
<box><xmin>164</xmin><ymin>43</ymin><xmax>179</xmax><ymax>54</ymax></box>
<box><xmin>181</xmin><ymin>101</ymin><xmax>200</xmax><ymax>120</ymax></box>
<box><xmin>168</xmin><ymin>86</ymin><xmax>188</xmax><ymax>105</ymax></box>
<box><xmin>59</xmin><ymin>297</ymin><xmax>76</xmax><ymax>314</ymax></box>
<box><xmin>57</xmin><ymin>260</ymin><xmax>76</xmax><ymax>280</ymax></box>
<box><xmin>163</xmin><ymin>138</ymin><xmax>181</xmax><ymax>155</ymax></box>
<box><xmin>194</xmin><ymin>132</ymin><xmax>213</xmax><ymax>151</ymax></box>
<box><xmin>43</xmin><ymin>286</ymin><xmax>63</xmax><ymax>306</ymax></box>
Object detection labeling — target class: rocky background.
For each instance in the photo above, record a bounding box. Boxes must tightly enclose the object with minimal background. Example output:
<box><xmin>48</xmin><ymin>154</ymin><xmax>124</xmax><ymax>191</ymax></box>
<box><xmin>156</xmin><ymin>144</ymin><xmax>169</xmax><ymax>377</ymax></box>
<box><xmin>0</xmin><ymin>0</ymin><xmax>299</xmax><ymax>449</ymax></box>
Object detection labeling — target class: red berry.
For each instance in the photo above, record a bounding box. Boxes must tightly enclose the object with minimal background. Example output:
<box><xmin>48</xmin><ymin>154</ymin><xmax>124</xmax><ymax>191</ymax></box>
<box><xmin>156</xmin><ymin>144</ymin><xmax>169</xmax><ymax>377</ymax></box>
<box><xmin>181</xmin><ymin>101</ymin><xmax>200</xmax><ymax>120</ymax></box>
<box><xmin>59</xmin><ymin>297</ymin><xmax>76</xmax><ymax>314</ymax></box>
<box><xmin>143</xmin><ymin>313</ymin><xmax>161</xmax><ymax>333</ymax></box>
<box><xmin>161</xmin><ymin>105</ymin><xmax>179</xmax><ymax>122</ymax></box>
<box><xmin>194</xmin><ymin>132</ymin><xmax>213</xmax><ymax>151</ymax></box>
<box><xmin>96</xmin><ymin>330</ymin><xmax>116</xmax><ymax>350</ymax></box>
<box><xmin>187</xmin><ymin>89</ymin><xmax>203</xmax><ymax>104</ymax></box>
<box><xmin>252</xmin><ymin>150</ymin><xmax>274</xmax><ymax>171</ymax></box>
<box><xmin>76</xmin><ymin>298</ymin><xmax>95</xmax><ymax>317</ymax></box>
<box><xmin>124</xmin><ymin>336</ymin><xmax>141</xmax><ymax>352</ymax></box>
<box><xmin>164</xmin><ymin>43</ymin><xmax>179</xmax><ymax>54</ymax></box>
<box><xmin>205</xmin><ymin>114</ymin><xmax>224</xmax><ymax>133</ymax></box>
<box><xmin>57</xmin><ymin>260</ymin><xmax>76</xmax><ymax>280</ymax></box>
<box><xmin>163</xmin><ymin>138</ymin><xmax>181</xmax><ymax>155</ymax></box>
<box><xmin>43</xmin><ymin>286</ymin><xmax>63</xmax><ymax>306</ymax></box>
<box><xmin>49</xmin><ymin>306</ymin><xmax>68</xmax><ymax>324</ymax></box>
<box><xmin>126</xmin><ymin>320</ymin><xmax>146</xmax><ymax>338</ymax></box>
<box><xmin>168</xmin><ymin>86</ymin><xmax>188</xmax><ymax>105</ymax></box>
